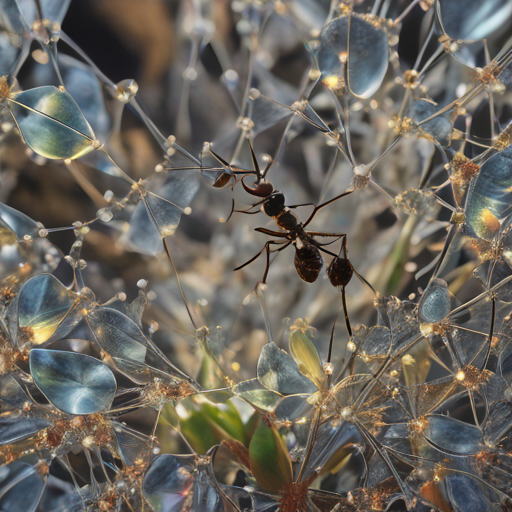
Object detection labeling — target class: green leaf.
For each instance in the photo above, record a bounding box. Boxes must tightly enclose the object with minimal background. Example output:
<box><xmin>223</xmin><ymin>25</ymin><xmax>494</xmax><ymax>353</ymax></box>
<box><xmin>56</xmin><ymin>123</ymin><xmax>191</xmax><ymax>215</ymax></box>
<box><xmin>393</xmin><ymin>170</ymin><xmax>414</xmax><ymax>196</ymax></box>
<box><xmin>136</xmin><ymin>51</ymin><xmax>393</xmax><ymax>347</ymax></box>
<box><xmin>179</xmin><ymin>407</ymin><xmax>228</xmax><ymax>453</ymax></box>
<box><xmin>201</xmin><ymin>401</ymin><xmax>246</xmax><ymax>444</ymax></box>
<box><xmin>249</xmin><ymin>420</ymin><xmax>293</xmax><ymax>493</ymax></box>
<box><xmin>289</xmin><ymin>319</ymin><xmax>325</xmax><ymax>389</ymax></box>
<box><xmin>176</xmin><ymin>398</ymin><xmax>246</xmax><ymax>453</ymax></box>
<box><xmin>8</xmin><ymin>86</ymin><xmax>95</xmax><ymax>160</ymax></box>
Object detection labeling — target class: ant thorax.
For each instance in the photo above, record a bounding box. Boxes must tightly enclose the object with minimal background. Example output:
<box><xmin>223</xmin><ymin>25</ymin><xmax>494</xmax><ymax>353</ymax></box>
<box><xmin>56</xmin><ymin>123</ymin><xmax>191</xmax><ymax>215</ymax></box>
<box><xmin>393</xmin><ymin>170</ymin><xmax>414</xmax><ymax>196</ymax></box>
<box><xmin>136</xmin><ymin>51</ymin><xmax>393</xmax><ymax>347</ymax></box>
<box><xmin>275</xmin><ymin>208</ymin><xmax>300</xmax><ymax>231</ymax></box>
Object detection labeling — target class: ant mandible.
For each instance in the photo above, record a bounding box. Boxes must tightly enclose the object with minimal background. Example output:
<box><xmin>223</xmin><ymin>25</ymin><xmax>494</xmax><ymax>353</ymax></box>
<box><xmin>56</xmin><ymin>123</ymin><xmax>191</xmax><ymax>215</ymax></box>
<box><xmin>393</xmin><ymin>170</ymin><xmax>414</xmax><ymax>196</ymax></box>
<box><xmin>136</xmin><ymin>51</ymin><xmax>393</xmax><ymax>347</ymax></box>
<box><xmin>224</xmin><ymin>141</ymin><xmax>375</xmax><ymax>338</ymax></box>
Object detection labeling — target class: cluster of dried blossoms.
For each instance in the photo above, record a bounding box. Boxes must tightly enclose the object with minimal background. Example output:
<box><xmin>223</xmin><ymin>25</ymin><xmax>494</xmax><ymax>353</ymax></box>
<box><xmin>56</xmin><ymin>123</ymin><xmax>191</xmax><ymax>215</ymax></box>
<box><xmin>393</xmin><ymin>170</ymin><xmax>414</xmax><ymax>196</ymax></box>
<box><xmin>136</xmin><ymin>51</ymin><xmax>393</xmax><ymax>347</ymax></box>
<box><xmin>1</xmin><ymin>0</ymin><xmax>512</xmax><ymax>511</ymax></box>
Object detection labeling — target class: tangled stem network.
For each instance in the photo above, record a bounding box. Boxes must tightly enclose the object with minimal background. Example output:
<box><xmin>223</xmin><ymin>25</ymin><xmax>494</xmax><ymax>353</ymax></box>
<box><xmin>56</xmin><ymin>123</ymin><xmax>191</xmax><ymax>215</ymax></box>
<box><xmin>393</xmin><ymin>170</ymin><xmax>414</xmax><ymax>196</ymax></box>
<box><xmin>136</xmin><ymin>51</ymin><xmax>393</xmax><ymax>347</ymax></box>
<box><xmin>1</xmin><ymin>0</ymin><xmax>512</xmax><ymax>511</ymax></box>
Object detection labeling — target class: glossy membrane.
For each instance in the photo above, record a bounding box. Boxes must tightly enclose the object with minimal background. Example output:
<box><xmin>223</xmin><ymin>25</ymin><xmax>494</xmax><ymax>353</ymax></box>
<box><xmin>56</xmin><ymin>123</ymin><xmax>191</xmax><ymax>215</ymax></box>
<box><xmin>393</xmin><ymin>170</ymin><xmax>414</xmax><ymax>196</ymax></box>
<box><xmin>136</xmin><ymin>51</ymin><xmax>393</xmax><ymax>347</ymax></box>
<box><xmin>8</xmin><ymin>86</ymin><xmax>95</xmax><ymax>160</ymax></box>
<box><xmin>29</xmin><ymin>348</ymin><xmax>117</xmax><ymax>415</ymax></box>
<box><xmin>418</xmin><ymin>278</ymin><xmax>450</xmax><ymax>324</ymax></box>
<box><xmin>123</xmin><ymin>171</ymin><xmax>200</xmax><ymax>255</ymax></box>
<box><xmin>436</xmin><ymin>0</ymin><xmax>512</xmax><ymax>41</ymax></box>
<box><xmin>142</xmin><ymin>454</ymin><xmax>196</xmax><ymax>512</ymax></box>
<box><xmin>312</xmin><ymin>14</ymin><xmax>389</xmax><ymax>98</ymax></box>
<box><xmin>465</xmin><ymin>147</ymin><xmax>512</xmax><ymax>240</ymax></box>
<box><xmin>0</xmin><ymin>459</ymin><xmax>46</xmax><ymax>512</ymax></box>
<box><xmin>15</xmin><ymin>273</ymin><xmax>76</xmax><ymax>345</ymax></box>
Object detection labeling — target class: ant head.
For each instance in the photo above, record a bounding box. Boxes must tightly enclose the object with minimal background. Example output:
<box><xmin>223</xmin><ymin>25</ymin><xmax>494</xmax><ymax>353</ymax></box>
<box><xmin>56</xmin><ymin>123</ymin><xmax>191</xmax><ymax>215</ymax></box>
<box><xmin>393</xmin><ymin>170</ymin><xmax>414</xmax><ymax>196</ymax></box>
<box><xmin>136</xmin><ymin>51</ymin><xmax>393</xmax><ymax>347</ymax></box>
<box><xmin>262</xmin><ymin>192</ymin><xmax>285</xmax><ymax>217</ymax></box>
<box><xmin>241</xmin><ymin>176</ymin><xmax>274</xmax><ymax>198</ymax></box>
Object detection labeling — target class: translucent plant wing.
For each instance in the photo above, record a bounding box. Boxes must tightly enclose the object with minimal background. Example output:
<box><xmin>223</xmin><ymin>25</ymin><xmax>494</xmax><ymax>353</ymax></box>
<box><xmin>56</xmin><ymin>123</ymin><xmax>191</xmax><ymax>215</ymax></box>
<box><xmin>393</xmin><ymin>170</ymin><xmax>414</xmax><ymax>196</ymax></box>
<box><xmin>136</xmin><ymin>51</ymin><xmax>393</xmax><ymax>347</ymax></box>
<box><xmin>247</xmin><ymin>91</ymin><xmax>294</xmax><ymax>136</ymax></box>
<box><xmin>0</xmin><ymin>458</ymin><xmax>47</xmax><ymax>512</ymax></box>
<box><xmin>31</xmin><ymin>54</ymin><xmax>111</xmax><ymax>142</ymax></box>
<box><xmin>312</xmin><ymin>14</ymin><xmax>389</xmax><ymax>98</ymax></box>
<box><xmin>257</xmin><ymin>342</ymin><xmax>318</xmax><ymax>395</ymax></box>
<box><xmin>13</xmin><ymin>273</ymin><xmax>78</xmax><ymax>345</ymax></box>
<box><xmin>0</xmin><ymin>374</ymin><xmax>33</xmax><ymax>409</ymax></box>
<box><xmin>0</xmin><ymin>0</ymin><xmax>25</xmax><ymax>35</ymax></box>
<box><xmin>142</xmin><ymin>454</ymin><xmax>197</xmax><ymax>512</ymax></box>
<box><xmin>87</xmin><ymin>307</ymin><xmax>147</xmax><ymax>364</ymax></box>
<box><xmin>0</xmin><ymin>413</ymin><xmax>51</xmax><ymax>445</ymax></box>
<box><xmin>232</xmin><ymin>379</ymin><xmax>282</xmax><ymax>412</ymax></box>
<box><xmin>14</xmin><ymin>0</ymin><xmax>72</xmax><ymax>28</ymax></box>
<box><xmin>435</xmin><ymin>0</ymin><xmax>512</xmax><ymax>42</ymax></box>
<box><xmin>465</xmin><ymin>147</ymin><xmax>512</xmax><ymax>240</ymax></box>
<box><xmin>418</xmin><ymin>278</ymin><xmax>451</xmax><ymax>324</ymax></box>
<box><xmin>29</xmin><ymin>349</ymin><xmax>117</xmax><ymax>415</ymax></box>
<box><xmin>0</xmin><ymin>0</ymin><xmax>28</xmax><ymax>75</ymax></box>
<box><xmin>123</xmin><ymin>170</ymin><xmax>201</xmax><ymax>255</ymax></box>
<box><xmin>422</xmin><ymin>414</ymin><xmax>484</xmax><ymax>455</ymax></box>
<box><xmin>409</xmin><ymin>100</ymin><xmax>453</xmax><ymax>146</ymax></box>
<box><xmin>0</xmin><ymin>32</ymin><xmax>23</xmax><ymax>76</ymax></box>
<box><xmin>0</xmin><ymin>203</ymin><xmax>40</xmax><ymax>239</ymax></box>
<box><xmin>7</xmin><ymin>86</ymin><xmax>96</xmax><ymax>160</ymax></box>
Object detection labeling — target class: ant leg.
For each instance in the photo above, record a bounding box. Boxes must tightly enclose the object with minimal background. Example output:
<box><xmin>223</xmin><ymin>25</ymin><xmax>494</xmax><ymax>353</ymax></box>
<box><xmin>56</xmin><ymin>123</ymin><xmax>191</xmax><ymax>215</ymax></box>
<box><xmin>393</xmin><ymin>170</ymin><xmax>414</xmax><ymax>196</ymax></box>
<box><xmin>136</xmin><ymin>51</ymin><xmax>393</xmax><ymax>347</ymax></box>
<box><xmin>261</xmin><ymin>241</ymin><xmax>291</xmax><ymax>284</ymax></box>
<box><xmin>307</xmin><ymin>231</ymin><xmax>346</xmax><ymax>246</ymax></box>
<box><xmin>303</xmin><ymin>190</ymin><xmax>353</xmax><ymax>227</ymax></box>
<box><xmin>254</xmin><ymin>227</ymin><xmax>288</xmax><ymax>238</ymax></box>
<box><xmin>234</xmin><ymin>240</ymin><xmax>286</xmax><ymax>273</ymax></box>
<box><xmin>316</xmin><ymin>237</ymin><xmax>345</xmax><ymax>247</ymax></box>
<box><xmin>341</xmin><ymin>235</ymin><xmax>348</xmax><ymax>258</ymax></box>
<box><xmin>232</xmin><ymin>198</ymin><xmax>267</xmax><ymax>216</ymax></box>
<box><xmin>223</xmin><ymin>199</ymin><xmax>261</xmax><ymax>223</ymax></box>
<box><xmin>315</xmin><ymin>243</ymin><xmax>376</xmax><ymax>294</ymax></box>
<box><xmin>341</xmin><ymin>286</ymin><xmax>353</xmax><ymax>339</ymax></box>
<box><xmin>314</xmin><ymin>244</ymin><xmax>339</xmax><ymax>259</ymax></box>
<box><xmin>288</xmin><ymin>202</ymin><xmax>317</xmax><ymax>209</ymax></box>
<box><xmin>352</xmin><ymin>269</ymin><xmax>376</xmax><ymax>294</ymax></box>
<box><xmin>270</xmin><ymin>241</ymin><xmax>291</xmax><ymax>253</ymax></box>
<box><xmin>307</xmin><ymin>231</ymin><xmax>347</xmax><ymax>237</ymax></box>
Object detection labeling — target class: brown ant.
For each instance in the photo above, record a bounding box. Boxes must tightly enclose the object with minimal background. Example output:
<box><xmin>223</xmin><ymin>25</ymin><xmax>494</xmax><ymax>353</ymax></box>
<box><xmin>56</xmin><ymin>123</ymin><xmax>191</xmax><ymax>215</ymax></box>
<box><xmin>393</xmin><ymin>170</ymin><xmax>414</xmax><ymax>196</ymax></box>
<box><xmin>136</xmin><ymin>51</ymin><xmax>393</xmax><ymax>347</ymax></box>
<box><xmin>226</xmin><ymin>141</ymin><xmax>375</xmax><ymax>341</ymax></box>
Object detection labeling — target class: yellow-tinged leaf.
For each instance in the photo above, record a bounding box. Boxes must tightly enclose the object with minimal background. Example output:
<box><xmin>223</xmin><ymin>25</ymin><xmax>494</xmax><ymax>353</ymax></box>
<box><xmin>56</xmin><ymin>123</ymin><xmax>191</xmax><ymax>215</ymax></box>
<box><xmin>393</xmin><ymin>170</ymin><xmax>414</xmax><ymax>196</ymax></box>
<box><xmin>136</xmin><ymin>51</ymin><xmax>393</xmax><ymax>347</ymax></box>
<box><xmin>319</xmin><ymin>446</ymin><xmax>355</xmax><ymax>476</ymax></box>
<box><xmin>8</xmin><ymin>86</ymin><xmax>95</xmax><ymax>160</ymax></box>
<box><xmin>289</xmin><ymin>318</ymin><xmax>325</xmax><ymax>389</ymax></box>
<box><xmin>249</xmin><ymin>420</ymin><xmax>293</xmax><ymax>493</ymax></box>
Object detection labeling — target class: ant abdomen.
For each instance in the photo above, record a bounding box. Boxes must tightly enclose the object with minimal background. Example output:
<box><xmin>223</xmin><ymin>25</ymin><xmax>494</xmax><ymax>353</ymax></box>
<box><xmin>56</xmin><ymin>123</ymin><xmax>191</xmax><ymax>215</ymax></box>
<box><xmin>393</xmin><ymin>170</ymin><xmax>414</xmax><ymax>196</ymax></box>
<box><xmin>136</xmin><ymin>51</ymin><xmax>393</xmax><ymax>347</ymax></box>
<box><xmin>294</xmin><ymin>243</ymin><xmax>323</xmax><ymax>283</ymax></box>
<box><xmin>327</xmin><ymin>257</ymin><xmax>353</xmax><ymax>288</ymax></box>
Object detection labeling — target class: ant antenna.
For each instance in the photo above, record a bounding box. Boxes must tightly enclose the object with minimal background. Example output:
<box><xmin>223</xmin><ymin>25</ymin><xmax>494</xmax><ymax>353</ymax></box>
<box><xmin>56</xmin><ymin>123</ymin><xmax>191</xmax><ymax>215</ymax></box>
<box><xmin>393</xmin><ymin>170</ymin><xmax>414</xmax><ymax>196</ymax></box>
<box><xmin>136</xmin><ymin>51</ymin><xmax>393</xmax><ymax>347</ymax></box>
<box><xmin>221</xmin><ymin>199</ymin><xmax>236</xmax><ymax>224</ymax></box>
<box><xmin>342</xmin><ymin>237</ymin><xmax>376</xmax><ymax>295</ymax></box>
